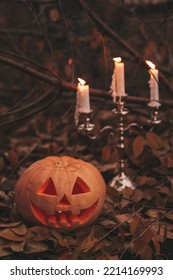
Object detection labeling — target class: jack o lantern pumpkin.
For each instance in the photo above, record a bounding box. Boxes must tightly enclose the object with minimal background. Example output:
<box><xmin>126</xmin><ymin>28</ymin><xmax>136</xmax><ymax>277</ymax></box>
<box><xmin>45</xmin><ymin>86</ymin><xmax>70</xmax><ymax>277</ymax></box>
<box><xmin>15</xmin><ymin>156</ymin><xmax>106</xmax><ymax>231</ymax></box>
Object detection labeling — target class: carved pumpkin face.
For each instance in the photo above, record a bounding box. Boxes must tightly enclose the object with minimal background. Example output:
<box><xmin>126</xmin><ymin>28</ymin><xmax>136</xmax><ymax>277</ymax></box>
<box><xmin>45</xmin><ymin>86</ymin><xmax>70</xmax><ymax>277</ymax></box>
<box><xmin>15</xmin><ymin>156</ymin><xmax>106</xmax><ymax>231</ymax></box>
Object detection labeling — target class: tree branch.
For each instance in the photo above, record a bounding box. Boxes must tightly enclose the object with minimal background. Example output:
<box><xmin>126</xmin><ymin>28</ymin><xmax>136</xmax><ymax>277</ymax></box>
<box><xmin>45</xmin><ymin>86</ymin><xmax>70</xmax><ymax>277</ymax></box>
<box><xmin>0</xmin><ymin>87</ymin><xmax>55</xmax><ymax>118</ymax></box>
<box><xmin>0</xmin><ymin>54</ymin><xmax>60</xmax><ymax>86</ymax></box>
<box><xmin>0</xmin><ymin>86</ymin><xmax>61</xmax><ymax>127</ymax></box>
<box><xmin>119</xmin><ymin>209</ymin><xmax>173</xmax><ymax>259</ymax></box>
<box><xmin>1</xmin><ymin>53</ymin><xmax>173</xmax><ymax>108</ymax></box>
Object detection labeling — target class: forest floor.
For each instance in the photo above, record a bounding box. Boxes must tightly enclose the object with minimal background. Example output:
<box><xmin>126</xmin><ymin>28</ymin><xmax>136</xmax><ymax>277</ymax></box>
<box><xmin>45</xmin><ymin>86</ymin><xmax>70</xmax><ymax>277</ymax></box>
<box><xmin>0</xmin><ymin>93</ymin><xmax>173</xmax><ymax>260</ymax></box>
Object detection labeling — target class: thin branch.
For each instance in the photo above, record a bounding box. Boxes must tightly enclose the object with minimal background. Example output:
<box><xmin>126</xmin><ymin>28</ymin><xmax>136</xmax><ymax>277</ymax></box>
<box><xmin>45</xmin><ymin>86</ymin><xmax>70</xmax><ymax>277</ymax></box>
<box><xmin>0</xmin><ymin>28</ymin><xmax>44</xmax><ymax>37</ymax></box>
<box><xmin>119</xmin><ymin>209</ymin><xmax>173</xmax><ymax>259</ymax></box>
<box><xmin>107</xmin><ymin>186</ymin><xmax>173</xmax><ymax>212</ymax></box>
<box><xmin>96</xmin><ymin>206</ymin><xmax>144</xmax><ymax>244</ymax></box>
<box><xmin>0</xmin><ymin>54</ymin><xmax>60</xmax><ymax>86</ymax></box>
<box><xmin>5</xmin><ymin>143</ymin><xmax>39</xmax><ymax>180</ymax></box>
<box><xmin>0</xmin><ymin>87</ymin><xmax>55</xmax><ymax>118</ymax></box>
<box><xmin>23</xmin><ymin>0</ymin><xmax>59</xmax><ymax>71</ymax></box>
<box><xmin>57</xmin><ymin>0</ymin><xmax>75</xmax><ymax>82</ymax></box>
<box><xmin>0</xmin><ymin>86</ymin><xmax>61</xmax><ymax>127</ymax></box>
<box><xmin>1</xmin><ymin>53</ymin><xmax>173</xmax><ymax>108</ymax></box>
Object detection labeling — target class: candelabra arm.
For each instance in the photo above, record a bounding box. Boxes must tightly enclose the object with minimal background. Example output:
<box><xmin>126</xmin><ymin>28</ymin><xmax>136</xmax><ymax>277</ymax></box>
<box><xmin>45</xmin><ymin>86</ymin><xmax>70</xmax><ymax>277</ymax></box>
<box><xmin>124</xmin><ymin>122</ymin><xmax>143</xmax><ymax>133</ymax></box>
<box><xmin>77</xmin><ymin>111</ymin><xmax>95</xmax><ymax>134</ymax></box>
<box><xmin>79</xmin><ymin>125</ymin><xmax>115</xmax><ymax>140</ymax></box>
<box><xmin>99</xmin><ymin>126</ymin><xmax>116</xmax><ymax>136</ymax></box>
<box><xmin>77</xmin><ymin>111</ymin><xmax>116</xmax><ymax>140</ymax></box>
<box><xmin>148</xmin><ymin>103</ymin><xmax>161</xmax><ymax>125</ymax></box>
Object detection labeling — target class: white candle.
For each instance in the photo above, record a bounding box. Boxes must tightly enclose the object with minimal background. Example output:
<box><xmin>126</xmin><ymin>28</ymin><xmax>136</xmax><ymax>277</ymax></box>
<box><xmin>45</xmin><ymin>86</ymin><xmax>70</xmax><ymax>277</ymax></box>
<box><xmin>146</xmin><ymin>60</ymin><xmax>159</xmax><ymax>107</ymax></box>
<box><xmin>113</xmin><ymin>57</ymin><xmax>126</xmax><ymax>97</ymax></box>
<box><xmin>77</xmin><ymin>78</ymin><xmax>90</xmax><ymax>113</ymax></box>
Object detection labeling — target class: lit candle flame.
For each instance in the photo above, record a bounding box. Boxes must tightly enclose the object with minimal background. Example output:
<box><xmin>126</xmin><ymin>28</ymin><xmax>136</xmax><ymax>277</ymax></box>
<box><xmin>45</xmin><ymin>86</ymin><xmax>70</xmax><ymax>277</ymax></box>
<box><xmin>78</xmin><ymin>78</ymin><xmax>86</xmax><ymax>86</ymax></box>
<box><xmin>146</xmin><ymin>60</ymin><xmax>156</xmax><ymax>70</ymax></box>
<box><xmin>113</xmin><ymin>57</ymin><xmax>122</xmax><ymax>63</ymax></box>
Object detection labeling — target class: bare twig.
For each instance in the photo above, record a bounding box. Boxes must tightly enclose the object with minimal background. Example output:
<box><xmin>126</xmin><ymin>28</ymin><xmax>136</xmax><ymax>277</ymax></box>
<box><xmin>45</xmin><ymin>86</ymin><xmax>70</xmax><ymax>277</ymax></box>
<box><xmin>97</xmin><ymin>206</ymin><xmax>144</xmax><ymax>244</ymax></box>
<box><xmin>0</xmin><ymin>50</ymin><xmax>173</xmax><ymax>106</ymax></box>
<box><xmin>0</xmin><ymin>54</ymin><xmax>60</xmax><ymax>86</ymax></box>
<box><xmin>5</xmin><ymin>143</ymin><xmax>39</xmax><ymax>180</ymax></box>
<box><xmin>119</xmin><ymin>209</ymin><xmax>173</xmax><ymax>259</ymax></box>
<box><xmin>107</xmin><ymin>186</ymin><xmax>173</xmax><ymax>212</ymax></box>
<box><xmin>0</xmin><ymin>87</ymin><xmax>55</xmax><ymax>118</ymax></box>
<box><xmin>0</xmin><ymin>86</ymin><xmax>61</xmax><ymax>127</ymax></box>
<box><xmin>57</xmin><ymin>0</ymin><xmax>75</xmax><ymax>82</ymax></box>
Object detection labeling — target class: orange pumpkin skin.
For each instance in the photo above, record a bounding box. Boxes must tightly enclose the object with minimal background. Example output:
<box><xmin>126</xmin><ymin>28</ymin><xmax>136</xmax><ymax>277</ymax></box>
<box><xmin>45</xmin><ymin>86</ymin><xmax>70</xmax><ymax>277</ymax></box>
<box><xmin>15</xmin><ymin>156</ymin><xmax>106</xmax><ymax>231</ymax></box>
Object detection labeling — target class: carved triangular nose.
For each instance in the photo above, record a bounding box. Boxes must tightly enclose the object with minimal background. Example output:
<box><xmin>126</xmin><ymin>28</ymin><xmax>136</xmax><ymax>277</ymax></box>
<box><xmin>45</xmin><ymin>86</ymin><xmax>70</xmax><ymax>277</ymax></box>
<box><xmin>59</xmin><ymin>194</ymin><xmax>71</xmax><ymax>206</ymax></box>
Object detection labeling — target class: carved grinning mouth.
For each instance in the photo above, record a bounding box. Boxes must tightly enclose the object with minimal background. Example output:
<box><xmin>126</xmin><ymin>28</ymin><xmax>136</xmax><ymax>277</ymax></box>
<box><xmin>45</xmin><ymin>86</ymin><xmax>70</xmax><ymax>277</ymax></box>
<box><xmin>30</xmin><ymin>200</ymin><xmax>99</xmax><ymax>228</ymax></box>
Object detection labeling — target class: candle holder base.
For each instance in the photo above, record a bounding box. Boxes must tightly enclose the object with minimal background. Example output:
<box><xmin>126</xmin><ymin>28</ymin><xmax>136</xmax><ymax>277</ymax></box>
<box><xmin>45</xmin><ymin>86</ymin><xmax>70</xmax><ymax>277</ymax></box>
<box><xmin>77</xmin><ymin>111</ymin><xmax>95</xmax><ymax>133</ymax></box>
<box><xmin>148</xmin><ymin>103</ymin><xmax>161</xmax><ymax>125</ymax></box>
<box><xmin>148</xmin><ymin>119</ymin><xmax>161</xmax><ymax>125</ymax></box>
<box><xmin>112</xmin><ymin>108</ymin><xmax>129</xmax><ymax>115</ymax></box>
<box><xmin>112</xmin><ymin>95</ymin><xmax>128</xmax><ymax>115</ymax></box>
<box><xmin>109</xmin><ymin>172</ymin><xmax>135</xmax><ymax>191</ymax></box>
<box><xmin>78</xmin><ymin>122</ymin><xmax>95</xmax><ymax>133</ymax></box>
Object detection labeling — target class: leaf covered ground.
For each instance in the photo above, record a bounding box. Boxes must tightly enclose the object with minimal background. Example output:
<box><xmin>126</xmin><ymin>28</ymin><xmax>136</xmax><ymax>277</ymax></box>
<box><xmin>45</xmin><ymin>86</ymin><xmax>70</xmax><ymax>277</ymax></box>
<box><xmin>0</xmin><ymin>97</ymin><xmax>173</xmax><ymax>260</ymax></box>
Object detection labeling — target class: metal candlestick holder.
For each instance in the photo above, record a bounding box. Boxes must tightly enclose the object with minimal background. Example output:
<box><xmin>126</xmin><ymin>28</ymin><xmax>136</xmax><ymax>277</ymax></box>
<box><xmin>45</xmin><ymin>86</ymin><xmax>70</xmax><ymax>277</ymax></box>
<box><xmin>148</xmin><ymin>101</ymin><xmax>161</xmax><ymax>125</ymax></box>
<box><xmin>76</xmin><ymin>96</ymin><xmax>161</xmax><ymax>191</ymax></box>
<box><xmin>109</xmin><ymin>96</ymin><xmax>135</xmax><ymax>190</ymax></box>
<box><xmin>77</xmin><ymin>111</ymin><xmax>95</xmax><ymax>133</ymax></box>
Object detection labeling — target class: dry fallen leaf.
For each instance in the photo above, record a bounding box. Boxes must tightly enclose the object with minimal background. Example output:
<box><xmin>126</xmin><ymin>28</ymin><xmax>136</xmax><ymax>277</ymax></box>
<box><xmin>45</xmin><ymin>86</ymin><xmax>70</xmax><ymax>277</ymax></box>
<box><xmin>70</xmin><ymin>234</ymin><xmax>97</xmax><ymax>259</ymax></box>
<box><xmin>0</xmin><ymin>247</ymin><xmax>12</xmax><ymax>257</ymax></box>
<box><xmin>23</xmin><ymin>240</ymin><xmax>48</xmax><ymax>254</ymax></box>
<box><xmin>11</xmin><ymin>223</ymin><xmax>27</xmax><ymax>236</ymax></box>
<box><xmin>10</xmin><ymin>241</ymin><xmax>25</xmax><ymax>252</ymax></box>
<box><xmin>146</xmin><ymin>131</ymin><xmax>164</xmax><ymax>150</ymax></box>
<box><xmin>114</xmin><ymin>214</ymin><xmax>133</xmax><ymax>224</ymax></box>
<box><xmin>29</xmin><ymin>226</ymin><xmax>50</xmax><ymax>241</ymax></box>
<box><xmin>0</xmin><ymin>221</ymin><xmax>22</xmax><ymax>228</ymax></box>
<box><xmin>0</xmin><ymin>228</ymin><xmax>27</xmax><ymax>241</ymax></box>
<box><xmin>130</xmin><ymin>215</ymin><xmax>140</xmax><ymax>235</ymax></box>
<box><xmin>132</xmin><ymin>136</ymin><xmax>148</xmax><ymax>157</ymax></box>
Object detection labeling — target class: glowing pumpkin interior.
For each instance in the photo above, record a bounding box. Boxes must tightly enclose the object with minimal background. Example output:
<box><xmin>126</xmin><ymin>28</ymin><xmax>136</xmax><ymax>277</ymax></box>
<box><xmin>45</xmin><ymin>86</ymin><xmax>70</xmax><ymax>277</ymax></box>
<box><xmin>30</xmin><ymin>177</ymin><xmax>99</xmax><ymax>228</ymax></box>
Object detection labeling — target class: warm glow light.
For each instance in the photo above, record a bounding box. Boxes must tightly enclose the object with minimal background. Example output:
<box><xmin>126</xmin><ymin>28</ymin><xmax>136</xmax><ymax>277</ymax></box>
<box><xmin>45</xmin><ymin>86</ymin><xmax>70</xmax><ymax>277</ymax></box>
<box><xmin>113</xmin><ymin>57</ymin><xmax>122</xmax><ymax>63</ymax></box>
<box><xmin>78</xmin><ymin>78</ymin><xmax>86</xmax><ymax>86</ymax></box>
<box><xmin>146</xmin><ymin>60</ymin><xmax>156</xmax><ymax>70</ymax></box>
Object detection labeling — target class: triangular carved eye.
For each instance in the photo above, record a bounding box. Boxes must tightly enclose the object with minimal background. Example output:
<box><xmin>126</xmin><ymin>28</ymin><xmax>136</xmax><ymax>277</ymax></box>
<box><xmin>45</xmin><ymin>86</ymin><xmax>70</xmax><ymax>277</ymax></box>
<box><xmin>72</xmin><ymin>177</ymin><xmax>90</xmax><ymax>194</ymax></box>
<box><xmin>37</xmin><ymin>177</ymin><xmax>57</xmax><ymax>196</ymax></box>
